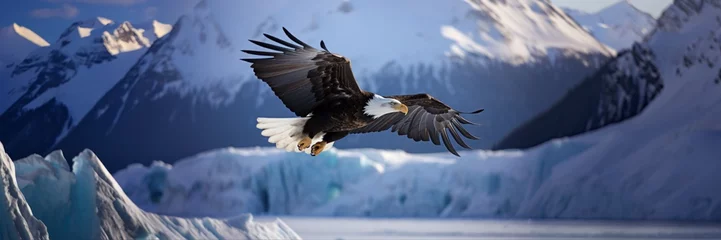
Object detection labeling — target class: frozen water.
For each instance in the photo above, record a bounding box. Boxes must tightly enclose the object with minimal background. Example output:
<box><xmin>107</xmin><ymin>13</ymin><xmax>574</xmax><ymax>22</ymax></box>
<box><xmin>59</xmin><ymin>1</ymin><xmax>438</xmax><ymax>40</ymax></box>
<box><xmin>257</xmin><ymin>216</ymin><xmax>721</xmax><ymax>240</ymax></box>
<box><xmin>0</xmin><ymin>142</ymin><xmax>301</xmax><ymax>240</ymax></box>
<box><xmin>0</xmin><ymin>143</ymin><xmax>49</xmax><ymax>240</ymax></box>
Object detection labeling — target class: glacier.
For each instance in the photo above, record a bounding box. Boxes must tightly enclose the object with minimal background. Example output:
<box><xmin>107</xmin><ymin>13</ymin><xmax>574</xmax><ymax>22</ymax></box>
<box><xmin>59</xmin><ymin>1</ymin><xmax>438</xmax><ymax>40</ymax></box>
<box><xmin>0</xmin><ymin>142</ymin><xmax>301</xmax><ymax>240</ymax></box>
<box><xmin>114</xmin><ymin>17</ymin><xmax>721</xmax><ymax>219</ymax></box>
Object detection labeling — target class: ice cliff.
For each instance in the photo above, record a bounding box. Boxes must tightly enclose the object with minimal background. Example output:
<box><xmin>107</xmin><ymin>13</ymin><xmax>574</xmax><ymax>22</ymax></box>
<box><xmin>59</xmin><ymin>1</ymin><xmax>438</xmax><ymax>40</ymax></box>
<box><xmin>0</xmin><ymin>142</ymin><xmax>300</xmax><ymax>240</ymax></box>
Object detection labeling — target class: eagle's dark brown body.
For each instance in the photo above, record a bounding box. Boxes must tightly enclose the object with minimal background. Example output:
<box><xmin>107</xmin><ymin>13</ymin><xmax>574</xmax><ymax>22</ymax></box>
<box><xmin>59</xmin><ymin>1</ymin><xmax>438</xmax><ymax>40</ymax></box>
<box><xmin>302</xmin><ymin>91</ymin><xmax>375</xmax><ymax>143</ymax></box>
<box><xmin>242</xmin><ymin>28</ymin><xmax>484</xmax><ymax>156</ymax></box>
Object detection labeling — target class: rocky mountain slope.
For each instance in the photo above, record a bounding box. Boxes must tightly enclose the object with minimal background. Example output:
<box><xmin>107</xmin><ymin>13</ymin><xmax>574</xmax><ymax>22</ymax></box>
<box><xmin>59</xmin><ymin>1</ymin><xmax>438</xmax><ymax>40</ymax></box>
<box><xmin>495</xmin><ymin>0</ymin><xmax>709</xmax><ymax>150</ymax></box>
<box><xmin>0</xmin><ymin>17</ymin><xmax>172</xmax><ymax>160</ymax></box>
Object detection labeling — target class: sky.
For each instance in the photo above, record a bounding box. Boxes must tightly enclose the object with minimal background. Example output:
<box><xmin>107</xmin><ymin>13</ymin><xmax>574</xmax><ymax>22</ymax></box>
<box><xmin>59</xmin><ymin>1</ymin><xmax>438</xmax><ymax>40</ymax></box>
<box><xmin>0</xmin><ymin>0</ymin><xmax>674</xmax><ymax>43</ymax></box>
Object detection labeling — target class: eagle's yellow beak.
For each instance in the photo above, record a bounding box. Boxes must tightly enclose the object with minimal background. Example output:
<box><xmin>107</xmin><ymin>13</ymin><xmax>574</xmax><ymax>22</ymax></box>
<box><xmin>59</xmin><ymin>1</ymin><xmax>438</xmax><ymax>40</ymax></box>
<box><xmin>394</xmin><ymin>104</ymin><xmax>409</xmax><ymax>115</ymax></box>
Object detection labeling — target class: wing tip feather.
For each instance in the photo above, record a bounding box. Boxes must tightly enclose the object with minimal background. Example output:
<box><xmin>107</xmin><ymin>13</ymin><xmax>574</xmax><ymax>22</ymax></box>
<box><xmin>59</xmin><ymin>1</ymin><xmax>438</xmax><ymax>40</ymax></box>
<box><xmin>320</xmin><ymin>40</ymin><xmax>329</xmax><ymax>52</ymax></box>
<box><xmin>282</xmin><ymin>27</ymin><xmax>313</xmax><ymax>49</ymax></box>
<box><xmin>460</xmin><ymin>108</ymin><xmax>484</xmax><ymax>114</ymax></box>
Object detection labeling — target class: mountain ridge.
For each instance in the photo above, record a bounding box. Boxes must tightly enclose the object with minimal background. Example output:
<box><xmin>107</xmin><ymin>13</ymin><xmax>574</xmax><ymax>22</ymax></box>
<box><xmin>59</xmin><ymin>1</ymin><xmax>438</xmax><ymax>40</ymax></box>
<box><xmin>0</xmin><ymin>17</ymin><xmax>173</xmax><ymax>160</ymax></box>
<box><xmin>3</xmin><ymin>0</ymin><xmax>612</xmax><ymax>172</ymax></box>
<box><xmin>494</xmin><ymin>0</ymin><xmax>718</xmax><ymax>150</ymax></box>
<box><xmin>562</xmin><ymin>0</ymin><xmax>656</xmax><ymax>51</ymax></box>
<box><xmin>0</xmin><ymin>23</ymin><xmax>50</xmax><ymax>67</ymax></box>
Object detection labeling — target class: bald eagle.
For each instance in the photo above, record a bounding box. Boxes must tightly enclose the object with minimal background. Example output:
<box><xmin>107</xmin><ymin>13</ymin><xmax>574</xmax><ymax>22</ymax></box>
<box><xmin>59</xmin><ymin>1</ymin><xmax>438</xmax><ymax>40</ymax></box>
<box><xmin>242</xmin><ymin>28</ymin><xmax>483</xmax><ymax>156</ymax></box>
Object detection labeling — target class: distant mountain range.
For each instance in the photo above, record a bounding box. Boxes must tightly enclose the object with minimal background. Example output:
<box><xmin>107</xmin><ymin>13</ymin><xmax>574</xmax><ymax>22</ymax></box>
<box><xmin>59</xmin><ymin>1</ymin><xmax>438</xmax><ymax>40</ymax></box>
<box><xmin>563</xmin><ymin>0</ymin><xmax>656</xmax><ymax>51</ymax></box>
<box><xmin>0</xmin><ymin>0</ymin><xmax>664</xmax><ymax>172</ymax></box>
<box><xmin>0</xmin><ymin>17</ymin><xmax>172</xmax><ymax>164</ymax></box>
<box><xmin>495</xmin><ymin>0</ymin><xmax>719</xmax><ymax>150</ymax></box>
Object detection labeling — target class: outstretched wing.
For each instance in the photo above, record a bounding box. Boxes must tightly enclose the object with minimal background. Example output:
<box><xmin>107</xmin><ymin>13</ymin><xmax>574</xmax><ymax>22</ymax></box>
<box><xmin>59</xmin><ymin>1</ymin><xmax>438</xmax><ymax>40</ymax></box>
<box><xmin>350</xmin><ymin>93</ymin><xmax>484</xmax><ymax>156</ymax></box>
<box><xmin>241</xmin><ymin>27</ymin><xmax>362</xmax><ymax>117</ymax></box>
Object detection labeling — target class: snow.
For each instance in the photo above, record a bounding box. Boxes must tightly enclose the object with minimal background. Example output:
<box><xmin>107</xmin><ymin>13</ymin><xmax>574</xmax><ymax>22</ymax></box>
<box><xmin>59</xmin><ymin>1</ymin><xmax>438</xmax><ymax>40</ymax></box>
<box><xmin>151</xmin><ymin>9</ymin><xmax>245</xmax><ymax>106</ymax></box>
<box><xmin>267</xmin><ymin>217</ymin><xmax>721</xmax><ymax>240</ymax></box>
<box><xmin>115</xmin><ymin>3</ymin><xmax>721</xmax><ymax>218</ymax></box>
<box><xmin>152</xmin><ymin>20</ymin><xmax>173</xmax><ymax>38</ymax></box>
<box><xmin>77</xmin><ymin>27</ymin><xmax>93</xmax><ymax>38</ymax></box>
<box><xmin>132</xmin><ymin>20</ymin><xmax>174</xmax><ymax>43</ymax></box>
<box><xmin>441</xmin><ymin>0</ymin><xmax>613</xmax><ymax>63</ymax></box>
<box><xmin>0</xmin><ymin>142</ymin><xmax>50</xmax><ymax>240</ymax></box>
<box><xmin>102</xmin><ymin>22</ymin><xmax>153</xmax><ymax>55</ymax></box>
<box><xmin>0</xmin><ymin>141</ymin><xmax>302</xmax><ymax>240</ymax></box>
<box><xmin>0</xmin><ymin>23</ymin><xmax>49</xmax><ymax>67</ymax></box>
<box><xmin>115</xmin><ymin>65</ymin><xmax>721</xmax><ymax>220</ymax></box>
<box><xmin>96</xmin><ymin>17</ymin><xmax>114</xmax><ymax>26</ymax></box>
<box><xmin>9</xmin><ymin>23</ymin><xmax>49</xmax><ymax>47</ymax></box>
<box><xmin>564</xmin><ymin>1</ymin><xmax>656</xmax><ymax>51</ymax></box>
<box><xmin>146</xmin><ymin>0</ymin><xmax>611</xmax><ymax>102</ymax></box>
<box><xmin>2</xmin><ymin>18</ymin><xmax>172</xmax><ymax>144</ymax></box>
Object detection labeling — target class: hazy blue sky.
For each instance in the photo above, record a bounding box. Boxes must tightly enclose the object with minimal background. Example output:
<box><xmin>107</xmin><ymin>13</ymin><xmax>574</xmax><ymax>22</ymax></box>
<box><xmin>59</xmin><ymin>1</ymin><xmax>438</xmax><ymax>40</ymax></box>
<box><xmin>1</xmin><ymin>0</ymin><xmax>673</xmax><ymax>44</ymax></box>
<box><xmin>553</xmin><ymin>0</ymin><xmax>673</xmax><ymax>17</ymax></box>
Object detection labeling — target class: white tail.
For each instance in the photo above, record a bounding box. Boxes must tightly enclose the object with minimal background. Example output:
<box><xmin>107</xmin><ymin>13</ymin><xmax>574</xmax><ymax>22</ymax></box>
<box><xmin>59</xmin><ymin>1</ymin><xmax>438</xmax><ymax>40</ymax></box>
<box><xmin>256</xmin><ymin>117</ymin><xmax>334</xmax><ymax>154</ymax></box>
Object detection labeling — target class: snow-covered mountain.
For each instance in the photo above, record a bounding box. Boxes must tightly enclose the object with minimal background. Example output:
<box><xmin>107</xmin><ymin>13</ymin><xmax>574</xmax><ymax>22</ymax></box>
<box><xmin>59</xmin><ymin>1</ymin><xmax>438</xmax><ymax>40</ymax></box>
<box><xmin>113</xmin><ymin>0</ymin><xmax>721</xmax><ymax>218</ymax></box>
<box><xmin>0</xmin><ymin>23</ymin><xmax>50</xmax><ymax>68</ymax></box>
<box><xmin>563</xmin><ymin>0</ymin><xmax>656</xmax><ymax>51</ymax></box>
<box><xmin>46</xmin><ymin>0</ymin><xmax>612</xmax><ymax>172</ymax></box>
<box><xmin>495</xmin><ymin>0</ymin><xmax>708</xmax><ymax>150</ymax></box>
<box><xmin>0</xmin><ymin>142</ymin><xmax>300</xmax><ymax>240</ymax></box>
<box><xmin>0</xmin><ymin>17</ymin><xmax>172</xmax><ymax>160</ymax></box>
<box><xmin>112</xmin><ymin>44</ymin><xmax>721</xmax><ymax>220</ymax></box>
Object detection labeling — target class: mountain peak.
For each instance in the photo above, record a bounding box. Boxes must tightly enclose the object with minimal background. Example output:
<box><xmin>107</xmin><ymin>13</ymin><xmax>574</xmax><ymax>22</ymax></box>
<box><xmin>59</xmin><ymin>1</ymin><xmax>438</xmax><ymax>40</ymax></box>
<box><xmin>564</xmin><ymin>0</ymin><xmax>656</xmax><ymax>51</ymax></box>
<box><xmin>151</xmin><ymin>20</ymin><xmax>173</xmax><ymax>38</ymax></box>
<box><xmin>441</xmin><ymin>0</ymin><xmax>613</xmax><ymax>62</ymax></box>
<box><xmin>597</xmin><ymin>0</ymin><xmax>650</xmax><ymax>16</ymax></box>
<box><xmin>5</xmin><ymin>23</ymin><xmax>50</xmax><ymax>47</ymax></box>
<box><xmin>56</xmin><ymin>17</ymin><xmax>116</xmax><ymax>40</ymax></box>
<box><xmin>97</xmin><ymin>16</ymin><xmax>114</xmax><ymax>26</ymax></box>
<box><xmin>102</xmin><ymin>21</ymin><xmax>154</xmax><ymax>55</ymax></box>
<box><xmin>0</xmin><ymin>23</ymin><xmax>49</xmax><ymax>66</ymax></box>
<box><xmin>76</xmin><ymin>16</ymin><xmax>115</xmax><ymax>29</ymax></box>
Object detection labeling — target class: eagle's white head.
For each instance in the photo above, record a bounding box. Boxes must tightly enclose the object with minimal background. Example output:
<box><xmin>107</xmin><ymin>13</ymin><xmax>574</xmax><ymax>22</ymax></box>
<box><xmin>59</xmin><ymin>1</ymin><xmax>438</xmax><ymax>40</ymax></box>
<box><xmin>364</xmin><ymin>94</ymin><xmax>409</xmax><ymax>119</ymax></box>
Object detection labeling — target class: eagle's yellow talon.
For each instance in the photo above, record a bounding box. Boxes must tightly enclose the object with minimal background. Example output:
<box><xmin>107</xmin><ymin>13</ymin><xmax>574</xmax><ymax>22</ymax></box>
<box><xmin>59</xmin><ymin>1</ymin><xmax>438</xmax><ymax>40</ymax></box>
<box><xmin>297</xmin><ymin>136</ymin><xmax>312</xmax><ymax>151</ymax></box>
<box><xmin>310</xmin><ymin>141</ymin><xmax>327</xmax><ymax>156</ymax></box>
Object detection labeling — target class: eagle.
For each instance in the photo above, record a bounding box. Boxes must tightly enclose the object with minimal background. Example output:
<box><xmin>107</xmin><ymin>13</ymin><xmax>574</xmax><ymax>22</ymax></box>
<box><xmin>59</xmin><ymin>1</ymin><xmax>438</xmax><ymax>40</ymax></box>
<box><xmin>241</xmin><ymin>28</ymin><xmax>484</xmax><ymax>157</ymax></box>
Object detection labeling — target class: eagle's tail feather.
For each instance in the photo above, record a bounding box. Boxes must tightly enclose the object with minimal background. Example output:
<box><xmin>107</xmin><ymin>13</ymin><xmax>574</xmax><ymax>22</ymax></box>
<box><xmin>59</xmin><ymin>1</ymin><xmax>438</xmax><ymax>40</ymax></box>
<box><xmin>256</xmin><ymin>117</ymin><xmax>333</xmax><ymax>154</ymax></box>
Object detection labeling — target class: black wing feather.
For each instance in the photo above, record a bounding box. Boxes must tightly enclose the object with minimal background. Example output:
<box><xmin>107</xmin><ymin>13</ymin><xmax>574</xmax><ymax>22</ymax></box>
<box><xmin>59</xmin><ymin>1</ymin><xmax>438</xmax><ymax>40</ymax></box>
<box><xmin>242</xmin><ymin>27</ymin><xmax>362</xmax><ymax>117</ymax></box>
<box><xmin>351</xmin><ymin>93</ymin><xmax>483</xmax><ymax>156</ymax></box>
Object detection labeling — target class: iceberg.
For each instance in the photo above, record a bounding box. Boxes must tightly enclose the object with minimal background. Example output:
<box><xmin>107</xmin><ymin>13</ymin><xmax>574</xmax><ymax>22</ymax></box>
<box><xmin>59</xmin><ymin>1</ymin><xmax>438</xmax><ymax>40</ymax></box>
<box><xmin>0</xmin><ymin>142</ymin><xmax>301</xmax><ymax>240</ymax></box>
<box><xmin>0</xmin><ymin>143</ymin><xmax>49</xmax><ymax>240</ymax></box>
